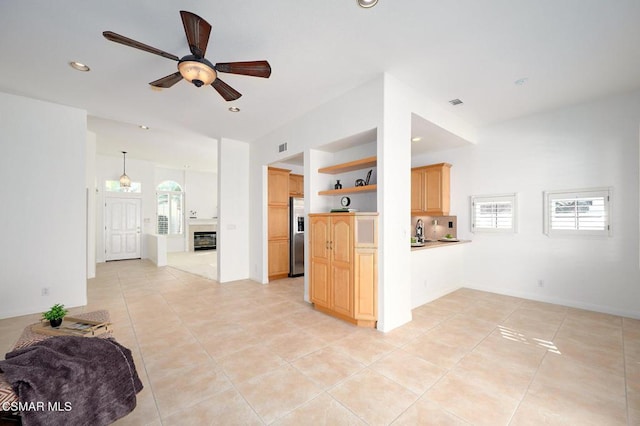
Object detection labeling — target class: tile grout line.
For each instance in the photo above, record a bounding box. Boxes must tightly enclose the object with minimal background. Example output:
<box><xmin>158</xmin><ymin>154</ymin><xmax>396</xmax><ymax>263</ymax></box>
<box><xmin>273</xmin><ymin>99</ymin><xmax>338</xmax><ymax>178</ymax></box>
<box><xmin>505</xmin><ymin>306</ymin><xmax>568</xmax><ymax>425</ymax></box>
<box><xmin>115</xmin><ymin>265</ymin><xmax>165</xmax><ymax>425</ymax></box>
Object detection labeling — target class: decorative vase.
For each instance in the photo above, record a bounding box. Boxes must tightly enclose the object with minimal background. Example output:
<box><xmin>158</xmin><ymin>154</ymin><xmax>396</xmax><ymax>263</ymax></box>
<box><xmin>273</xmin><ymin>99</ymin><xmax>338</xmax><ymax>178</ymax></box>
<box><xmin>49</xmin><ymin>318</ymin><xmax>63</xmax><ymax>328</ymax></box>
<box><xmin>334</xmin><ymin>180</ymin><xmax>342</xmax><ymax>190</ymax></box>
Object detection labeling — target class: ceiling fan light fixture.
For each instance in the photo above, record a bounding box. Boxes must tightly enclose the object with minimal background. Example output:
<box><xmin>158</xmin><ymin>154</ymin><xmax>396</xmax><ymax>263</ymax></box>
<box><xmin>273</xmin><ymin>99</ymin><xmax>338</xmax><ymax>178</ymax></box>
<box><xmin>119</xmin><ymin>151</ymin><xmax>131</xmax><ymax>188</ymax></box>
<box><xmin>357</xmin><ymin>0</ymin><xmax>379</xmax><ymax>8</ymax></box>
<box><xmin>229</xmin><ymin>106</ymin><xmax>240</xmax><ymax>112</ymax></box>
<box><xmin>178</xmin><ymin>57</ymin><xmax>217</xmax><ymax>87</ymax></box>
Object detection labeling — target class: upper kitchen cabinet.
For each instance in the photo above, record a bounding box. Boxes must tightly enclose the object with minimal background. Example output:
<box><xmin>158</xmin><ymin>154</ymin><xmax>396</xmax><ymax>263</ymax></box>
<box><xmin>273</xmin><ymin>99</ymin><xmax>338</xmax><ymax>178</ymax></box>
<box><xmin>268</xmin><ymin>167</ymin><xmax>291</xmax><ymax>205</ymax></box>
<box><xmin>411</xmin><ymin>163</ymin><xmax>451</xmax><ymax>216</ymax></box>
<box><xmin>289</xmin><ymin>173</ymin><xmax>304</xmax><ymax>197</ymax></box>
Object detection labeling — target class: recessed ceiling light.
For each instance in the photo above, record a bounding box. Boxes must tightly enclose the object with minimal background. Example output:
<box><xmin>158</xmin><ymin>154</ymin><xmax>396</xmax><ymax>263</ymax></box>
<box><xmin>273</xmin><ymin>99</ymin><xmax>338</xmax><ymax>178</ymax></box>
<box><xmin>69</xmin><ymin>61</ymin><xmax>90</xmax><ymax>72</ymax></box>
<box><xmin>228</xmin><ymin>107</ymin><xmax>240</xmax><ymax>112</ymax></box>
<box><xmin>449</xmin><ymin>98</ymin><xmax>463</xmax><ymax>106</ymax></box>
<box><xmin>357</xmin><ymin>0</ymin><xmax>379</xmax><ymax>8</ymax></box>
<box><xmin>514</xmin><ymin>77</ymin><xmax>529</xmax><ymax>86</ymax></box>
<box><xmin>139</xmin><ymin>125</ymin><xmax>149</xmax><ymax>130</ymax></box>
<box><xmin>411</xmin><ymin>137</ymin><xmax>422</xmax><ymax>142</ymax></box>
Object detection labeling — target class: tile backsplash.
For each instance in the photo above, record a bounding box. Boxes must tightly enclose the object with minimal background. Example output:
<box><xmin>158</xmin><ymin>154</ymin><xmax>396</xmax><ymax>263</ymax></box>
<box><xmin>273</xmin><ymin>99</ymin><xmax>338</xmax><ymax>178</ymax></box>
<box><xmin>411</xmin><ymin>215</ymin><xmax>457</xmax><ymax>240</ymax></box>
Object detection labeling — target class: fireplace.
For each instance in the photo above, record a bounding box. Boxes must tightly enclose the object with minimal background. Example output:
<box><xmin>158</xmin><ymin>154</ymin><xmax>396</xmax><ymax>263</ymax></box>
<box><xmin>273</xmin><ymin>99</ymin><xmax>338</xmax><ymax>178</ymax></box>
<box><xmin>194</xmin><ymin>231</ymin><xmax>216</xmax><ymax>251</ymax></box>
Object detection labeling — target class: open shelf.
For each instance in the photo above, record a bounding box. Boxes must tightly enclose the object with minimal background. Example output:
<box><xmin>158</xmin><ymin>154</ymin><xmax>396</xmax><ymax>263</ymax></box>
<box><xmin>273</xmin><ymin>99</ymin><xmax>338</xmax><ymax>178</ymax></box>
<box><xmin>318</xmin><ymin>156</ymin><xmax>377</xmax><ymax>175</ymax></box>
<box><xmin>318</xmin><ymin>184</ymin><xmax>377</xmax><ymax>196</ymax></box>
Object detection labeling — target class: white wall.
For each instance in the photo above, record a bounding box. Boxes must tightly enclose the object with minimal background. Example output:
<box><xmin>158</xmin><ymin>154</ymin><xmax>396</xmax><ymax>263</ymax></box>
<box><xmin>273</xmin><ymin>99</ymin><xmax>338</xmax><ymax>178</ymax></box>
<box><xmin>0</xmin><ymin>92</ymin><xmax>87</xmax><ymax>319</ymax></box>
<box><xmin>414</xmin><ymin>90</ymin><xmax>640</xmax><ymax>318</ymax></box>
<box><xmin>218</xmin><ymin>138</ymin><xmax>250</xmax><ymax>282</ymax></box>
<box><xmin>185</xmin><ymin>170</ymin><xmax>218</xmax><ymax>219</ymax></box>
<box><xmin>377</xmin><ymin>75</ymin><xmax>413</xmax><ymax>331</ymax></box>
<box><xmin>86</xmin><ymin>131</ymin><xmax>97</xmax><ymax>279</ymax></box>
<box><xmin>411</xmin><ymin>244</ymin><xmax>468</xmax><ymax>308</ymax></box>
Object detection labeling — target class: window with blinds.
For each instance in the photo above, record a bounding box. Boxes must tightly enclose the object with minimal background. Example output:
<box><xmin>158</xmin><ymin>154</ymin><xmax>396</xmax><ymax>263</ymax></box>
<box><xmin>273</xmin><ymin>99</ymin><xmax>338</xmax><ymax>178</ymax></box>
<box><xmin>156</xmin><ymin>181</ymin><xmax>184</xmax><ymax>235</ymax></box>
<box><xmin>471</xmin><ymin>193</ymin><xmax>517</xmax><ymax>233</ymax></box>
<box><xmin>543</xmin><ymin>188</ymin><xmax>610</xmax><ymax>236</ymax></box>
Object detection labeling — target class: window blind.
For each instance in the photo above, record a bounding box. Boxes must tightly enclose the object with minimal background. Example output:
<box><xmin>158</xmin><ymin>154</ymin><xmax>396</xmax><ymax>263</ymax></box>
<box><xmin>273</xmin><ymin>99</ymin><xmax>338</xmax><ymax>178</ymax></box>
<box><xmin>471</xmin><ymin>194</ymin><xmax>517</xmax><ymax>233</ymax></box>
<box><xmin>544</xmin><ymin>188</ymin><xmax>610</xmax><ymax>236</ymax></box>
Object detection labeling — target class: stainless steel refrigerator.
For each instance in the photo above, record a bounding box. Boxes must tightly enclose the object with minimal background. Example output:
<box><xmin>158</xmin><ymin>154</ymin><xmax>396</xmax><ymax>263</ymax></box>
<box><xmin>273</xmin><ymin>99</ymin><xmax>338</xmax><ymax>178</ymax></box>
<box><xmin>289</xmin><ymin>197</ymin><xmax>304</xmax><ymax>277</ymax></box>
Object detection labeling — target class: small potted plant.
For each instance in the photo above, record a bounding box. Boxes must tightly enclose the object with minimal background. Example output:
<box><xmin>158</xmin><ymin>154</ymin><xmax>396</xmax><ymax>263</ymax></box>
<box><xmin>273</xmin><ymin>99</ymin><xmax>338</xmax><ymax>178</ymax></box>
<box><xmin>43</xmin><ymin>303</ymin><xmax>68</xmax><ymax>328</ymax></box>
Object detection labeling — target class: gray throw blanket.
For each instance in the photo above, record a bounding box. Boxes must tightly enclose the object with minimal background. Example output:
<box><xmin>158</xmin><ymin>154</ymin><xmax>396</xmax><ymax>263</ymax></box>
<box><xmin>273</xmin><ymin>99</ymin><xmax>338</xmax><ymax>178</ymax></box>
<box><xmin>0</xmin><ymin>336</ymin><xmax>143</xmax><ymax>426</ymax></box>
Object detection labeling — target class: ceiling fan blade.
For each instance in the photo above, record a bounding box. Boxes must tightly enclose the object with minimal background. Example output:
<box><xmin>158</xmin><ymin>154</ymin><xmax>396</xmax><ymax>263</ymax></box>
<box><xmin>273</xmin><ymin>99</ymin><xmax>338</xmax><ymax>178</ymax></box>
<box><xmin>211</xmin><ymin>78</ymin><xmax>242</xmax><ymax>101</ymax></box>
<box><xmin>215</xmin><ymin>61</ymin><xmax>272</xmax><ymax>78</ymax></box>
<box><xmin>149</xmin><ymin>72</ymin><xmax>183</xmax><ymax>88</ymax></box>
<box><xmin>180</xmin><ymin>10</ymin><xmax>211</xmax><ymax>59</ymax></box>
<box><xmin>103</xmin><ymin>31</ymin><xmax>179</xmax><ymax>61</ymax></box>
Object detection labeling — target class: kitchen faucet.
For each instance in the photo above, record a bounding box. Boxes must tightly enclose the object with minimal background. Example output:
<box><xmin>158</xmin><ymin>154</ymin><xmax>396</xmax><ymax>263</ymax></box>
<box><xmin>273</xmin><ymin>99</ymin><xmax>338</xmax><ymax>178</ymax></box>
<box><xmin>415</xmin><ymin>219</ymin><xmax>424</xmax><ymax>242</ymax></box>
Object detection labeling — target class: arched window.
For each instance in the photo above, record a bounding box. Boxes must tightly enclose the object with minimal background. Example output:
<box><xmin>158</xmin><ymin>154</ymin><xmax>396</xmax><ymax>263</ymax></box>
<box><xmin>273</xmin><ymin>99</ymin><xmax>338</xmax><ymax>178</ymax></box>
<box><xmin>156</xmin><ymin>181</ymin><xmax>184</xmax><ymax>235</ymax></box>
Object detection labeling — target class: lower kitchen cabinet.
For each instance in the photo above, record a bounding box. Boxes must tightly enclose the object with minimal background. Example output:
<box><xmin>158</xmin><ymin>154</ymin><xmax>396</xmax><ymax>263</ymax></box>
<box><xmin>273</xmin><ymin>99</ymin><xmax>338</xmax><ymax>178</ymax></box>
<box><xmin>309</xmin><ymin>212</ymin><xmax>378</xmax><ymax>327</ymax></box>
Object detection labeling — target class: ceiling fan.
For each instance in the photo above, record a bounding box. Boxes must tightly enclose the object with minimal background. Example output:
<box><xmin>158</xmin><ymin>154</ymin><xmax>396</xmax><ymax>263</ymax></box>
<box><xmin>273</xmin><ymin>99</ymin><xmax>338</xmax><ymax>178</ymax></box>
<box><xmin>103</xmin><ymin>10</ymin><xmax>271</xmax><ymax>101</ymax></box>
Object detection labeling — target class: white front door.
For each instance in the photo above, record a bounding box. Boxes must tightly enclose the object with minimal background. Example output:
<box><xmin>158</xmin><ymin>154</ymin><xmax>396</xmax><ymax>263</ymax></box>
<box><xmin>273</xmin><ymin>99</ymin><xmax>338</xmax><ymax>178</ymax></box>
<box><xmin>105</xmin><ymin>197</ymin><xmax>141</xmax><ymax>261</ymax></box>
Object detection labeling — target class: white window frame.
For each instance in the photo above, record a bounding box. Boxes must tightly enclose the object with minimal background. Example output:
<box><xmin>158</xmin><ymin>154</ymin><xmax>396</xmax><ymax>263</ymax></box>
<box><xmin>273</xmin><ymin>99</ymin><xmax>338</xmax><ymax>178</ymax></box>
<box><xmin>543</xmin><ymin>187</ymin><xmax>611</xmax><ymax>237</ymax></box>
<box><xmin>470</xmin><ymin>193</ymin><xmax>518</xmax><ymax>234</ymax></box>
<box><xmin>104</xmin><ymin>180</ymin><xmax>142</xmax><ymax>193</ymax></box>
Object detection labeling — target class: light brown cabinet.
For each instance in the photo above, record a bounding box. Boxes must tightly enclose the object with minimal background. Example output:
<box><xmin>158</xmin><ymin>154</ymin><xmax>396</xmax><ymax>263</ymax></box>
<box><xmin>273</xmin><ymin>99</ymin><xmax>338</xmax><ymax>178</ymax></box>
<box><xmin>309</xmin><ymin>212</ymin><xmax>378</xmax><ymax>327</ymax></box>
<box><xmin>268</xmin><ymin>167</ymin><xmax>291</xmax><ymax>280</ymax></box>
<box><xmin>289</xmin><ymin>173</ymin><xmax>304</xmax><ymax>197</ymax></box>
<box><xmin>411</xmin><ymin>163</ymin><xmax>451</xmax><ymax>216</ymax></box>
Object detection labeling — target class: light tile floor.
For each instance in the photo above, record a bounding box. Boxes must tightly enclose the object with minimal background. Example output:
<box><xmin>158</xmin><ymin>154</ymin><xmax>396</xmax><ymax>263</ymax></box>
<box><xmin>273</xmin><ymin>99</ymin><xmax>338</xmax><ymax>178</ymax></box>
<box><xmin>0</xmin><ymin>259</ymin><xmax>638</xmax><ymax>425</ymax></box>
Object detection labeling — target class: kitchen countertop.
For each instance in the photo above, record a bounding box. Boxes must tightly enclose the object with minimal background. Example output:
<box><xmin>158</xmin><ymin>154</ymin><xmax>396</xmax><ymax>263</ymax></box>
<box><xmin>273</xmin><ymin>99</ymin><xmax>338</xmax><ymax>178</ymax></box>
<box><xmin>410</xmin><ymin>239</ymin><xmax>471</xmax><ymax>251</ymax></box>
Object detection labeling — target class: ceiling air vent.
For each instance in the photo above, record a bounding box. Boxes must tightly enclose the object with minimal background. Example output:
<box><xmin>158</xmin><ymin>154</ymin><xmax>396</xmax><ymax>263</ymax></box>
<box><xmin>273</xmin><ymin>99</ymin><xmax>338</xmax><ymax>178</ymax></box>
<box><xmin>449</xmin><ymin>99</ymin><xmax>463</xmax><ymax>106</ymax></box>
<box><xmin>278</xmin><ymin>142</ymin><xmax>288</xmax><ymax>153</ymax></box>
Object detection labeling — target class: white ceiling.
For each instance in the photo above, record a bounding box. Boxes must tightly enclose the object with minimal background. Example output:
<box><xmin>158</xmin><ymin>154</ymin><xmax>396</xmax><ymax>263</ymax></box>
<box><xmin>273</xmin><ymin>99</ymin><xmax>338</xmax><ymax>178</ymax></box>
<box><xmin>2</xmin><ymin>1</ymin><xmax>639</xmax><ymax>171</ymax></box>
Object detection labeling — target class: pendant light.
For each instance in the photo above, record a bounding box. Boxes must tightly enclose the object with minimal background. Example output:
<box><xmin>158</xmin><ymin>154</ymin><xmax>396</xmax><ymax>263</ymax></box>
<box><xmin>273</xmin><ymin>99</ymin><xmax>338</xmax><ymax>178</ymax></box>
<box><xmin>119</xmin><ymin>151</ymin><xmax>131</xmax><ymax>188</ymax></box>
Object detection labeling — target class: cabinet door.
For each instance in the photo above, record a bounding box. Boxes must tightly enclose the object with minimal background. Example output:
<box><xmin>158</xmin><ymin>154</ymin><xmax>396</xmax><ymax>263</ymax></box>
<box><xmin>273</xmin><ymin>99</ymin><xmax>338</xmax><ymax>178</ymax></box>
<box><xmin>332</xmin><ymin>261</ymin><xmax>353</xmax><ymax>317</ymax></box>
<box><xmin>268</xmin><ymin>168</ymin><xmax>290</xmax><ymax>205</ymax></box>
<box><xmin>268</xmin><ymin>205</ymin><xmax>289</xmax><ymax>239</ymax></box>
<box><xmin>289</xmin><ymin>174</ymin><xmax>304</xmax><ymax>197</ymax></box>
<box><xmin>411</xmin><ymin>169</ymin><xmax>425</xmax><ymax>212</ymax></box>
<box><xmin>424</xmin><ymin>168</ymin><xmax>442</xmax><ymax>212</ymax></box>
<box><xmin>354</xmin><ymin>248</ymin><xmax>377</xmax><ymax>320</ymax></box>
<box><xmin>355</xmin><ymin>215</ymin><xmax>377</xmax><ymax>248</ymax></box>
<box><xmin>268</xmin><ymin>239</ymin><xmax>289</xmax><ymax>278</ymax></box>
<box><xmin>330</xmin><ymin>216</ymin><xmax>353</xmax><ymax>317</ymax></box>
<box><xmin>309</xmin><ymin>216</ymin><xmax>330</xmax><ymax>308</ymax></box>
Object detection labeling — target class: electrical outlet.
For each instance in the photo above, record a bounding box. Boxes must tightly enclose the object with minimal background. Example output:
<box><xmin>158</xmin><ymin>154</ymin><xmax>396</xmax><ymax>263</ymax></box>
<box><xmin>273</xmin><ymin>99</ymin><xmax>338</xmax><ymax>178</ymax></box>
<box><xmin>537</xmin><ymin>280</ymin><xmax>544</xmax><ymax>288</ymax></box>
<box><xmin>423</xmin><ymin>280</ymin><xmax>428</xmax><ymax>288</ymax></box>
<box><xmin>41</xmin><ymin>287</ymin><xmax>50</xmax><ymax>296</ymax></box>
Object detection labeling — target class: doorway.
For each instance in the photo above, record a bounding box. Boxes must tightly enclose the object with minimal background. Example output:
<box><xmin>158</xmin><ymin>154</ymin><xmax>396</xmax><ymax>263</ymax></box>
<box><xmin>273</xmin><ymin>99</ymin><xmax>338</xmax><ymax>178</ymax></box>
<box><xmin>105</xmin><ymin>197</ymin><xmax>141</xmax><ymax>261</ymax></box>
